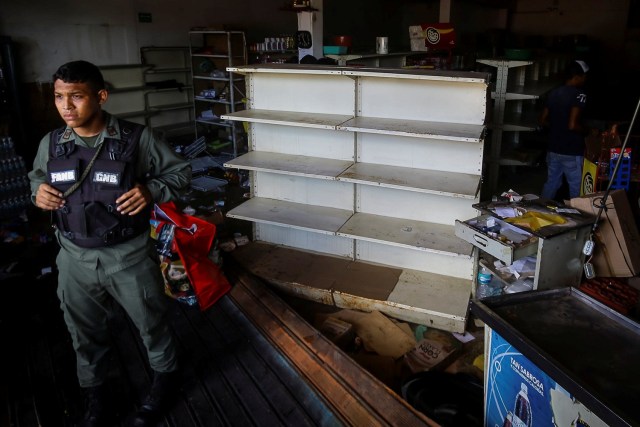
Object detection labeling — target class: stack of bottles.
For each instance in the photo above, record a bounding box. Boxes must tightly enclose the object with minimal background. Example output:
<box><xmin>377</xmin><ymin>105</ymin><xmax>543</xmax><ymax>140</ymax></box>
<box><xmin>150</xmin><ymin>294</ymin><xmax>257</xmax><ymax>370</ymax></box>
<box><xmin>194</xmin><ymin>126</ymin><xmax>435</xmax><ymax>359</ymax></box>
<box><xmin>0</xmin><ymin>136</ymin><xmax>31</xmax><ymax>219</ymax></box>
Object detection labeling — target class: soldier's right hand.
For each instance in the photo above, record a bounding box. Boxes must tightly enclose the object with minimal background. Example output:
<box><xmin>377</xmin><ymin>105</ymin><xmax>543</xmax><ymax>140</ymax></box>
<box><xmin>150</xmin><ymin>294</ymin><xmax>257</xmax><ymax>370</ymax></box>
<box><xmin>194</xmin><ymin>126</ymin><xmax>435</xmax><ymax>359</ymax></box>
<box><xmin>35</xmin><ymin>183</ymin><xmax>65</xmax><ymax>210</ymax></box>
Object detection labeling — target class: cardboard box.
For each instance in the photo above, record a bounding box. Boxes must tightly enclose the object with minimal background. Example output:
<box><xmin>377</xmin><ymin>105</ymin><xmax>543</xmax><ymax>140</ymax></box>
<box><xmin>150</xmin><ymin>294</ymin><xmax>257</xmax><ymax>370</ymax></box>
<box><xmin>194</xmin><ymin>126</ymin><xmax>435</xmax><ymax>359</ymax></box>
<box><xmin>408</xmin><ymin>24</ymin><xmax>455</xmax><ymax>51</ymax></box>
<box><xmin>318</xmin><ymin>316</ymin><xmax>355</xmax><ymax>349</ymax></box>
<box><xmin>568</xmin><ymin>189</ymin><xmax>640</xmax><ymax>277</ymax></box>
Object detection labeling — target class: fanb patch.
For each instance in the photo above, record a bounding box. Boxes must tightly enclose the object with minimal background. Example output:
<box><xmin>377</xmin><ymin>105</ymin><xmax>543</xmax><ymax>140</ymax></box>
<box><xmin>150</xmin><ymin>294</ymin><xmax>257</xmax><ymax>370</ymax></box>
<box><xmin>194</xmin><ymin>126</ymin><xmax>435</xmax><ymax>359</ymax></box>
<box><xmin>50</xmin><ymin>170</ymin><xmax>77</xmax><ymax>183</ymax></box>
<box><xmin>93</xmin><ymin>171</ymin><xmax>121</xmax><ymax>186</ymax></box>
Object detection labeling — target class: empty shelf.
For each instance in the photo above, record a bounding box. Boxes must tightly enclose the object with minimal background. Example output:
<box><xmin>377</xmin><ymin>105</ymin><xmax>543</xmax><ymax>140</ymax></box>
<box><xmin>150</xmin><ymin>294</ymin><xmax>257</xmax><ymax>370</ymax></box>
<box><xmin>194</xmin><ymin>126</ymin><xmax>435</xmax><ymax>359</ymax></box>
<box><xmin>337</xmin><ymin>212</ymin><xmax>474</xmax><ymax>257</ymax></box>
<box><xmin>222</xmin><ymin>109</ymin><xmax>354</xmax><ymax>129</ymax></box>
<box><xmin>338</xmin><ymin>162</ymin><xmax>480</xmax><ymax>198</ymax></box>
<box><xmin>337</xmin><ymin>116</ymin><xmax>485</xmax><ymax>142</ymax></box>
<box><xmin>226</xmin><ymin>197</ymin><xmax>353</xmax><ymax>235</ymax></box>
<box><xmin>504</xmin><ymin>80</ymin><xmax>558</xmax><ymax>100</ymax></box>
<box><xmin>224</xmin><ymin>151</ymin><xmax>353</xmax><ymax>180</ymax></box>
<box><xmin>477</xmin><ymin>59</ymin><xmax>533</xmax><ymax>69</ymax></box>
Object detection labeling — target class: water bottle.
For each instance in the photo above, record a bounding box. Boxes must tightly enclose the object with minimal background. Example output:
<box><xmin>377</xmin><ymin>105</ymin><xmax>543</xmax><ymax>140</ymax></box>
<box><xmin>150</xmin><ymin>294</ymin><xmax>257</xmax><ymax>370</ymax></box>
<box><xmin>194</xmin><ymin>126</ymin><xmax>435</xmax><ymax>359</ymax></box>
<box><xmin>478</xmin><ymin>266</ymin><xmax>492</xmax><ymax>285</ymax></box>
<box><xmin>476</xmin><ymin>266</ymin><xmax>494</xmax><ymax>299</ymax></box>
<box><xmin>512</xmin><ymin>383</ymin><xmax>533</xmax><ymax>427</ymax></box>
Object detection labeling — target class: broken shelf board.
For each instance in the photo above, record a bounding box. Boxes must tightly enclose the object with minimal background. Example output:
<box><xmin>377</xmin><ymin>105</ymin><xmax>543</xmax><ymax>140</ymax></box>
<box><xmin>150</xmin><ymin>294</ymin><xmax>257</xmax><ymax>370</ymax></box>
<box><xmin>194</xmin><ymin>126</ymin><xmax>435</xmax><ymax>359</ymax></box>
<box><xmin>232</xmin><ymin>242</ymin><xmax>472</xmax><ymax>333</ymax></box>
<box><xmin>221</xmin><ymin>109</ymin><xmax>353</xmax><ymax>130</ymax></box>
<box><xmin>224</xmin><ymin>151</ymin><xmax>353</xmax><ymax>180</ymax></box>
<box><xmin>333</xmin><ymin>270</ymin><xmax>471</xmax><ymax>334</ymax></box>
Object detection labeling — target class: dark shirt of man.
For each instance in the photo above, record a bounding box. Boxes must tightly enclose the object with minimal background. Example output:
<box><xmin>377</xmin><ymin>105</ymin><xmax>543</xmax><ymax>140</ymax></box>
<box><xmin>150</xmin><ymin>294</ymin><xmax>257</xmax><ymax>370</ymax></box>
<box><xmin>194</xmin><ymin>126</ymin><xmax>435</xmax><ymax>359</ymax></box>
<box><xmin>545</xmin><ymin>84</ymin><xmax>587</xmax><ymax>156</ymax></box>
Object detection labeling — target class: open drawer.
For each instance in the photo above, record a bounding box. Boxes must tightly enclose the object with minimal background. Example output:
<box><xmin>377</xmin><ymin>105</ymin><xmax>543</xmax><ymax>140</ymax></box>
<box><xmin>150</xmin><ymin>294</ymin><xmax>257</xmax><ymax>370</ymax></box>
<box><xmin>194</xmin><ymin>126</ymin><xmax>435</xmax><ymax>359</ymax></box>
<box><xmin>455</xmin><ymin>214</ymin><xmax>538</xmax><ymax>264</ymax></box>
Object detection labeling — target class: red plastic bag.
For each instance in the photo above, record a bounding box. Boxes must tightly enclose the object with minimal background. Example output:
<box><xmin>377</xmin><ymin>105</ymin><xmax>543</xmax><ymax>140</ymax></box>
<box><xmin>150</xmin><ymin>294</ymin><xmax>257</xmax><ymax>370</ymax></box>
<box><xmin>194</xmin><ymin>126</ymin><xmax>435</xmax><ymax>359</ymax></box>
<box><xmin>151</xmin><ymin>202</ymin><xmax>231</xmax><ymax>310</ymax></box>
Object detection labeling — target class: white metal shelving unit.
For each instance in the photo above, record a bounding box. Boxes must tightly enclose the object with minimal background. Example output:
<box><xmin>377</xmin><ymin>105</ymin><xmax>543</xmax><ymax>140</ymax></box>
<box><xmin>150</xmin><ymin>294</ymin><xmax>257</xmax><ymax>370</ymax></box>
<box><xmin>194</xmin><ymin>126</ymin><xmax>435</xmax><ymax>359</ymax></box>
<box><xmin>222</xmin><ymin>64</ymin><xmax>490</xmax><ymax>332</ymax></box>
<box><xmin>100</xmin><ymin>65</ymin><xmax>152</xmax><ymax>125</ymax></box>
<box><xmin>189</xmin><ymin>30</ymin><xmax>247</xmax><ymax>156</ymax></box>
<box><xmin>141</xmin><ymin>47</ymin><xmax>194</xmax><ymax>137</ymax></box>
<box><xmin>477</xmin><ymin>55</ymin><xmax>568</xmax><ymax>193</ymax></box>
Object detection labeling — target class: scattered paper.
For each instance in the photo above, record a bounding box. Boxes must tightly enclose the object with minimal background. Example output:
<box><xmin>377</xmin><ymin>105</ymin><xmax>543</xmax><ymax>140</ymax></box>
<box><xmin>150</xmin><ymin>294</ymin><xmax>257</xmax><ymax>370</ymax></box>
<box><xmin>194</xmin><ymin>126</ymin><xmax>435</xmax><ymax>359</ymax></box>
<box><xmin>494</xmin><ymin>207</ymin><xmax>519</xmax><ymax>218</ymax></box>
<box><xmin>501</xmin><ymin>189</ymin><xmax>523</xmax><ymax>202</ymax></box>
<box><xmin>452</xmin><ymin>331</ymin><xmax>476</xmax><ymax>343</ymax></box>
<box><xmin>508</xmin><ymin>256</ymin><xmax>537</xmax><ymax>278</ymax></box>
<box><xmin>556</xmin><ymin>208</ymin><xmax>581</xmax><ymax>214</ymax></box>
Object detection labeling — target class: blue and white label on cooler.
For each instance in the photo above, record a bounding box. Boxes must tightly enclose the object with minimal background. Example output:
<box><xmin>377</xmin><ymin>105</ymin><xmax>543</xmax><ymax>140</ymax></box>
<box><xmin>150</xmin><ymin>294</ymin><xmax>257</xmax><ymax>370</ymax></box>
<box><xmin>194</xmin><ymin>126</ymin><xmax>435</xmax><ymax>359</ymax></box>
<box><xmin>486</xmin><ymin>329</ymin><xmax>607</xmax><ymax>427</ymax></box>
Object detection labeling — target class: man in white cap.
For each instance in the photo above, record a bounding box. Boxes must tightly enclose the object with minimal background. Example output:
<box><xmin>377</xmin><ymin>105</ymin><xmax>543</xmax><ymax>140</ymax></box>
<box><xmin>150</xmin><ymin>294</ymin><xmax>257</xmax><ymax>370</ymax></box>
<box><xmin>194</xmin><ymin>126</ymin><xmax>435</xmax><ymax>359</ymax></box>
<box><xmin>539</xmin><ymin>60</ymin><xmax>589</xmax><ymax>200</ymax></box>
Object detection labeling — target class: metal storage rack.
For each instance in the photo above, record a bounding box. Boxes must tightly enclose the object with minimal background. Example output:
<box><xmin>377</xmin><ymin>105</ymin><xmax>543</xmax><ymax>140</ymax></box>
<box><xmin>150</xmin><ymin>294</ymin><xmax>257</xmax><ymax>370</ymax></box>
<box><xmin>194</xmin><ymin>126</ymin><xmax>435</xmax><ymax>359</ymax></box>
<box><xmin>221</xmin><ymin>64</ymin><xmax>491</xmax><ymax>333</ymax></box>
<box><xmin>140</xmin><ymin>46</ymin><xmax>194</xmax><ymax>137</ymax></box>
<box><xmin>188</xmin><ymin>30</ymin><xmax>247</xmax><ymax>157</ymax></box>
<box><xmin>477</xmin><ymin>56</ymin><xmax>568</xmax><ymax>194</ymax></box>
<box><xmin>99</xmin><ymin>64</ymin><xmax>153</xmax><ymax>126</ymax></box>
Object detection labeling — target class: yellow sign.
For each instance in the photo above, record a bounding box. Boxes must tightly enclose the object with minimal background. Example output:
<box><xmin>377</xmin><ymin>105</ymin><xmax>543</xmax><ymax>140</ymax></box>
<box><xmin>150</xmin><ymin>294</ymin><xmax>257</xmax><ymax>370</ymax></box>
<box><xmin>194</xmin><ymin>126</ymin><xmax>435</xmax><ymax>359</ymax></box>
<box><xmin>581</xmin><ymin>158</ymin><xmax>597</xmax><ymax>196</ymax></box>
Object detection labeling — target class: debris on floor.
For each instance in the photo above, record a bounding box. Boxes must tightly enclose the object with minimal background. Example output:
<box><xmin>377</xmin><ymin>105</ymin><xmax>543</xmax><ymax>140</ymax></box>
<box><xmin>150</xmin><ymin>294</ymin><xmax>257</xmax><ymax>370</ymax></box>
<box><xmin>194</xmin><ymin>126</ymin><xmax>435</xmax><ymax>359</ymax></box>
<box><xmin>290</xmin><ymin>301</ymin><xmax>488</xmax><ymax>398</ymax></box>
<box><xmin>310</xmin><ymin>305</ymin><xmax>486</xmax><ymax>425</ymax></box>
<box><xmin>404</xmin><ymin>328</ymin><xmax>463</xmax><ymax>373</ymax></box>
<box><xmin>316</xmin><ymin>309</ymin><xmax>416</xmax><ymax>359</ymax></box>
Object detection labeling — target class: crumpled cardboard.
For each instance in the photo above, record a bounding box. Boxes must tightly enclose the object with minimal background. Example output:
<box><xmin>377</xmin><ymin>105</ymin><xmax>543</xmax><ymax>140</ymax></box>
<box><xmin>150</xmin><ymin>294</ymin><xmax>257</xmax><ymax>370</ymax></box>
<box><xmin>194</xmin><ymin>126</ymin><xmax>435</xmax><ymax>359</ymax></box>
<box><xmin>568</xmin><ymin>190</ymin><xmax>640</xmax><ymax>277</ymax></box>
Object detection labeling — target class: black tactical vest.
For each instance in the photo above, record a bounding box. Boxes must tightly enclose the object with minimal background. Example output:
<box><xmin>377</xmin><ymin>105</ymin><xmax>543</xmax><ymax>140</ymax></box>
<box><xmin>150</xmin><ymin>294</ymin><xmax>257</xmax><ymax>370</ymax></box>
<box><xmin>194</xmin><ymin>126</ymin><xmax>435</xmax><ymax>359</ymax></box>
<box><xmin>46</xmin><ymin>119</ymin><xmax>150</xmax><ymax>248</ymax></box>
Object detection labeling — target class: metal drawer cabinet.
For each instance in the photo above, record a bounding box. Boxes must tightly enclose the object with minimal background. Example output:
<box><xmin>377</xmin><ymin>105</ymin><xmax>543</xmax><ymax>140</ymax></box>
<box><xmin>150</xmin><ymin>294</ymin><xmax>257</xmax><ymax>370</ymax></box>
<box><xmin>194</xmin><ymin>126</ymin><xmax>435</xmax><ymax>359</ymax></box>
<box><xmin>455</xmin><ymin>202</ymin><xmax>596</xmax><ymax>291</ymax></box>
<box><xmin>454</xmin><ymin>214</ymin><xmax>538</xmax><ymax>265</ymax></box>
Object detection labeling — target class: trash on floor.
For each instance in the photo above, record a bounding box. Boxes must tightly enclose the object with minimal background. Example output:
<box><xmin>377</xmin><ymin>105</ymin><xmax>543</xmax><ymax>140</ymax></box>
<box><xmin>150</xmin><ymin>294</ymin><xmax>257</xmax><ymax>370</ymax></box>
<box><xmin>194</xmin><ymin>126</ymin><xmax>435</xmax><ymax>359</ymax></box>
<box><xmin>404</xmin><ymin>328</ymin><xmax>463</xmax><ymax>373</ymax></box>
<box><xmin>317</xmin><ymin>316</ymin><xmax>355</xmax><ymax>349</ymax></box>
<box><xmin>316</xmin><ymin>310</ymin><xmax>416</xmax><ymax>359</ymax></box>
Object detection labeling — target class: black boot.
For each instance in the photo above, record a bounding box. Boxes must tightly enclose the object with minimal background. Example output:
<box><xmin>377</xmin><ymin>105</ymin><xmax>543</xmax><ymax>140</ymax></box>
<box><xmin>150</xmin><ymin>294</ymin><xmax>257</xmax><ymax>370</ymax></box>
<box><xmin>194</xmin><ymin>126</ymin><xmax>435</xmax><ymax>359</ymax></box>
<box><xmin>78</xmin><ymin>385</ymin><xmax>109</xmax><ymax>427</ymax></box>
<box><xmin>130</xmin><ymin>370</ymin><xmax>178</xmax><ymax>427</ymax></box>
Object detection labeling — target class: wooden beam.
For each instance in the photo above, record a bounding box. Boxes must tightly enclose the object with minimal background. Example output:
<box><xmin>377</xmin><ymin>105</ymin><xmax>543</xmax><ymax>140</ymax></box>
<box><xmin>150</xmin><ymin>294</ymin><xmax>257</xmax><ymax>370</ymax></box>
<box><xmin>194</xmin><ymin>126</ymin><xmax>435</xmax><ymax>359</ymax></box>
<box><xmin>228</xmin><ymin>269</ymin><xmax>440</xmax><ymax>427</ymax></box>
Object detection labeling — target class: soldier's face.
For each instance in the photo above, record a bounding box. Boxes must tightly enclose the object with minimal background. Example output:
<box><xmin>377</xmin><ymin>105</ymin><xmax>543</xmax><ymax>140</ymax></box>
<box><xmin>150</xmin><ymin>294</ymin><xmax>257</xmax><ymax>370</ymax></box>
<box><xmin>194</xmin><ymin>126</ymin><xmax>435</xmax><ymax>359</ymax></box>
<box><xmin>54</xmin><ymin>80</ymin><xmax>107</xmax><ymax>134</ymax></box>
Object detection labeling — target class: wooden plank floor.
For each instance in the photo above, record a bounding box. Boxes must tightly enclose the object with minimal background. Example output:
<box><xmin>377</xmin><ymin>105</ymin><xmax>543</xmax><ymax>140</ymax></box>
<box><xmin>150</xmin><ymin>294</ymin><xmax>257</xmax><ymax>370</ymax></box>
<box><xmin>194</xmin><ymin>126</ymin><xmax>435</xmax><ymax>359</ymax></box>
<box><xmin>0</xmin><ymin>258</ymin><xmax>435</xmax><ymax>427</ymax></box>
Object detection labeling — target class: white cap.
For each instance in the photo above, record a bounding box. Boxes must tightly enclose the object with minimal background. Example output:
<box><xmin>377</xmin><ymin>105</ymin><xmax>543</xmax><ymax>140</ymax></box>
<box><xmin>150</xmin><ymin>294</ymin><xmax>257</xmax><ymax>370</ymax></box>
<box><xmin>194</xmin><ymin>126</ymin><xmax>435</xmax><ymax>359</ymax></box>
<box><xmin>575</xmin><ymin>60</ymin><xmax>589</xmax><ymax>73</ymax></box>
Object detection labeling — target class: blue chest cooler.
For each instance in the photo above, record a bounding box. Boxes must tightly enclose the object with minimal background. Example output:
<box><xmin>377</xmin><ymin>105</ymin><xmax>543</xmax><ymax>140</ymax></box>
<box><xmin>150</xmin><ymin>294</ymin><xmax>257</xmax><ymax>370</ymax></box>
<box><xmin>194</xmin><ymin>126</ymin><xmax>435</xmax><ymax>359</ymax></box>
<box><xmin>471</xmin><ymin>288</ymin><xmax>640</xmax><ymax>427</ymax></box>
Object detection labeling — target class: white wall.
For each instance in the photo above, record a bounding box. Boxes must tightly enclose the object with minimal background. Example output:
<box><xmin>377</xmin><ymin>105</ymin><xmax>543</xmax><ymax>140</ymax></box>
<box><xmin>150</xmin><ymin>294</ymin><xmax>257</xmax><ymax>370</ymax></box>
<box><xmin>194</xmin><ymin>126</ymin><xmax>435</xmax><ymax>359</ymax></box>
<box><xmin>2</xmin><ymin>0</ymin><xmax>138</xmax><ymax>81</ymax></box>
<box><xmin>0</xmin><ymin>0</ymin><xmax>294</xmax><ymax>82</ymax></box>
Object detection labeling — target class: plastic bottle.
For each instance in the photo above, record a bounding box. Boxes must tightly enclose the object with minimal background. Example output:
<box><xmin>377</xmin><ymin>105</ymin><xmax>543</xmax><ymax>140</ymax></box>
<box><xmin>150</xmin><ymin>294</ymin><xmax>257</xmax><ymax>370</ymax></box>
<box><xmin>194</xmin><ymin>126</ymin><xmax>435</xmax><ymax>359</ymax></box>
<box><xmin>476</xmin><ymin>266</ymin><xmax>496</xmax><ymax>299</ymax></box>
<box><xmin>512</xmin><ymin>383</ymin><xmax>533</xmax><ymax>427</ymax></box>
<box><xmin>478</xmin><ymin>266</ymin><xmax>492</xmax><ymax>285</ymax></box>
<box><xmin>503</xmin><ymin>412</ymin><xmax>513</xmax><ymax>427</ymax></box>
